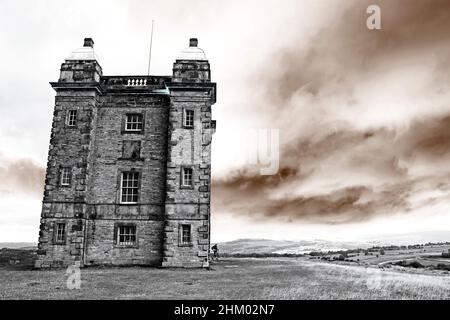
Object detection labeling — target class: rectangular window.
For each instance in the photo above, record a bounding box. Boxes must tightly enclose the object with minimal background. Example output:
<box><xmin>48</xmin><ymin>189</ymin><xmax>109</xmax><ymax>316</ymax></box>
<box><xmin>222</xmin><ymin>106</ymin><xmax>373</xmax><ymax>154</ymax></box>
<box><xmin>125</xmin><ymin>114</ymin><xmax>143</xmax><ymax>132</ymax></box>
<box><xmin>55</xmin><ymin>223</ymin><xmax>66</xmax><ymax>244</ymax></box>
<box><xmin>184</xmin><ymin>109</ymin><xmax>194</xmax><ymax>128</ymax></box>
<box><xmin>117</xmin><ymin>225</ymin><xmax>137</xmax><ymax>246</ymax></box>
<box><xmin>122</xmin><ymin>141</ymin><xmax>141</xmax><ymax>159</ymax></box>
<box><xmin>182</xmin><ymin>167</ymin><xmax>193</xmax><ymax>187</ymax></box>
<box><xmin>181</xmin><ymin>224</ymin><xmax>191</xmax><ymax>244</ymax></box>
<box><xmin>120</xmin><ymin>172</ymin><xmax>139</xmax><ymax>204</ymax></box>
<box><xmin>67</xmin><ymin>110</ymin><xmax>77</xmax><ymax>127</ymax></box>
<box><xmin>60</xmin><ymin>167</ymin><xmax>72</xmax><ymax>186</ymax></box>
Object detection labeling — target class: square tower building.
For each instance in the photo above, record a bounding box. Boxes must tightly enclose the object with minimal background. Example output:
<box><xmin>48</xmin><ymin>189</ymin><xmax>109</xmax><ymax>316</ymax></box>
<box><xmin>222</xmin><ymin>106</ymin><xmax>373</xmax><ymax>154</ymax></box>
<box><xmin>35</xmin><ymin>38</ymin><xmax>216</xmax><ymax>268</ymax></box>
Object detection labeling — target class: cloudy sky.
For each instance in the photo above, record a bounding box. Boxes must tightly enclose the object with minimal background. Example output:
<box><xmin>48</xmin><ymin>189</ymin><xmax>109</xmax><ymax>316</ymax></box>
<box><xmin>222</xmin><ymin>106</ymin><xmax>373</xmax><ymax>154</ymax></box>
<box><xmin>1</xmin><ymin>0</ymin><xmax>450</xmax><ymax>244</ymax></box>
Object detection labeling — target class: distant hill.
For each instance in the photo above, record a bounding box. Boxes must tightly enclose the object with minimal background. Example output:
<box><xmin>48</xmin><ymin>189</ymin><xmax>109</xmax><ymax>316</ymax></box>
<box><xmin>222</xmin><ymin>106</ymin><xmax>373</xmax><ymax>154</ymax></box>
<box><xmin>218</xmin><ymin>231</ymin><xmax>450</xmax><ymax>255</ymax></box>
<box><xmin>364</xmin><ymin>230</ymin><xmax>450</xmax><ymax>245</ymax></box>
<box><xmin>217</xmin><ymin>239</ymin><xmax>371</xmax><ymax>255</ymax></box>
<box><xmin>0</xmin><ymin>243</ymin><xmax>36</xmax><ymax>250</ymax></box>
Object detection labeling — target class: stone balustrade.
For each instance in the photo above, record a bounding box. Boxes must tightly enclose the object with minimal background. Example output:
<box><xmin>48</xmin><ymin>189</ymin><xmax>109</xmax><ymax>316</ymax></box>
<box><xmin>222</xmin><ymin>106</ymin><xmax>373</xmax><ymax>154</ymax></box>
<box><xmin>127</xmin><ymin>78</ymin><xmax>147</xmax><ymax>86</ymax></box>
<box><xmin>100</xmin><ymin>76</ymin><xmax>171</xmax><ymax>91</ymax></box>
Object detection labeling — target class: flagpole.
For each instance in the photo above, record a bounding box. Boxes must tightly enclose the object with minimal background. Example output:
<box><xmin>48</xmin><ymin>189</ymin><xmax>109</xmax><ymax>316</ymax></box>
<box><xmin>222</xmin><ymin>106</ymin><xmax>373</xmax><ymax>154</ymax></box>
<box><xmin>147</xmin><ymin>20</ymin><xmax>154</xmax><ymax>76</ymax></box>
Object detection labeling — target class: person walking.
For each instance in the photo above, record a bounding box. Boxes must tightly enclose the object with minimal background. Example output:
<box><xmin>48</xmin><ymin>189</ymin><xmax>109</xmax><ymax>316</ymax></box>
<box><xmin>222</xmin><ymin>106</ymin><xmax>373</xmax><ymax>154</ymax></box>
<box><xmin>211</xmin><ymin>244</ymin><xmax>219</xmax><ymax>261</ymax></box>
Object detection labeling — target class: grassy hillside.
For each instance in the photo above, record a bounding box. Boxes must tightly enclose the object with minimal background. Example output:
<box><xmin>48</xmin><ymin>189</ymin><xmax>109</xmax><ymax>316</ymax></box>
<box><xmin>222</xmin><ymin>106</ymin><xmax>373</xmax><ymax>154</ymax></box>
<box><xmin>1</xmin><ymin>257</ymin><xmax>449</xmax><ymax>299</ymax></box>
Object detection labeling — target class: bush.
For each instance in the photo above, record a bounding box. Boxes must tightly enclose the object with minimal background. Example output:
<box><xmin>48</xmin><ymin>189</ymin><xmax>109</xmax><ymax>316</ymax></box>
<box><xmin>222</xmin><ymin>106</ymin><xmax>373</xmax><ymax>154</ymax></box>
<box><xmin>437</xmin><ymin>263</ymin><xmax>450</xmax><ymax>271</ymax></box>
<box><xmin>408</xmin><ymin>261</ymin><xmax>424</xmax><ymax>269</ymax></box>
<box><xmin>310</xmin><ymin>251</ymin><xmax>322</xmax><ymax>257</ymax></box>
<box><xmin>393</xmin><ymin>260</ymin><xmax>407</xmax><ymax>267</ymax></box>
<box><xmin>393</xmin><ymin>260</ymin><xmax>424</xmax><ymax>269</ymax></box>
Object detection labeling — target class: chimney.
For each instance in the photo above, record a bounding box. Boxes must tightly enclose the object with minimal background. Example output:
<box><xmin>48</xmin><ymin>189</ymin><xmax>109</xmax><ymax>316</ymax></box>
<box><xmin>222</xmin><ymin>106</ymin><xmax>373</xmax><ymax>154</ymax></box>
<box><xmin>189</xmin><ymin>38</ymin><xmax>198</xmax><ymax>47</ymax></box>
<box><xmin>84</xmin><ymin>38</ymin><xmax>94</xmax><ymax>48</ymax></box>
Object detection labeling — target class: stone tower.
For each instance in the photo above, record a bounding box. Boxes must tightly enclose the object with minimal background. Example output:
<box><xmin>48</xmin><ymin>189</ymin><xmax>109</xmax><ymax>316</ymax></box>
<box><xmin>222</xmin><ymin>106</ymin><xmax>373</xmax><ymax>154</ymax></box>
<box><xmin>163</xmin><ymin>38</ymin><xmax>216</xmax><ymax>267</ymax></box>
<box><xmin>35</xmin><ymin>38</ymin><xmax>216</xmax><ymax>268</ymax></box>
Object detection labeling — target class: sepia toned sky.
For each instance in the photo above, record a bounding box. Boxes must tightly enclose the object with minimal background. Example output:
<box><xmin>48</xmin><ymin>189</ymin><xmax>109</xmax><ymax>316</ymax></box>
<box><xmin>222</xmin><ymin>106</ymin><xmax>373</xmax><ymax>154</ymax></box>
<box><xmin>1</xmin><ymin>0</ymin><xmax>450</xmax><ymax>244</ymax></box>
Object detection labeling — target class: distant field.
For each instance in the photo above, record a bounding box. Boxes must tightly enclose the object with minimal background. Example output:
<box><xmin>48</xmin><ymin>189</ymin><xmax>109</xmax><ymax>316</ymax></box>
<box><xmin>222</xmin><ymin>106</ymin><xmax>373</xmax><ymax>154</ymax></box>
<box><xmin>1</xmin><ymin>257</ymin><xmax>449</xmax><ymax>300</ymax></box>
<box><xmin>0</xmin><ymin>243</ymin><xmax>36</xmax><ymax>250</ymax></box>
<box><xmin>326</xmin><ymin>244</ymin><xmax>450</xmax><ymax>269</ymax></box>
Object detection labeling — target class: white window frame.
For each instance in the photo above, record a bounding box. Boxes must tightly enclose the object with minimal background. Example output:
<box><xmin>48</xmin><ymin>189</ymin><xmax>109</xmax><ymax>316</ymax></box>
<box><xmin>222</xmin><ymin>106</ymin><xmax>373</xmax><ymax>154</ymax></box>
<box><xmin>125</xmin><ymin>114</ymin><xmax>143</xmax><ymax>132</ymax></box>
<box><xmin>120</xmin><ymin>172</ymin><xmax>139</xmax><ymax>204</ymax></box>
<box><xmin>181</xmin><ymin>167</ymin><xmax>193</xmax><ymax>187</ymax></box>
<box><xmin>117</xmin><ymin>225</ymin><xmax>137</xmax><ymax>246</ymax></box>
<box><xmin>67</xmin><ymin>110</ymin><xmax>77</xmax><ymax>127</ymax></box>
<box><xmin>181</xmin><ymin>224</ymin><xmax>191</xmax><ymax>245</ymax></box>
<box><xmin>60</xmin><ymin>167</ymin><xmax>71</xmax><ymax>186</ymax></box>
<box><xmin>183</xmin><ymin>109</ymin><xmax>194</xmax><ymax>128</ymax></box>
<box><xmin>55</xmin><ymin>223</ymin><xmax>66</xmax><ymax>243</ymax></box>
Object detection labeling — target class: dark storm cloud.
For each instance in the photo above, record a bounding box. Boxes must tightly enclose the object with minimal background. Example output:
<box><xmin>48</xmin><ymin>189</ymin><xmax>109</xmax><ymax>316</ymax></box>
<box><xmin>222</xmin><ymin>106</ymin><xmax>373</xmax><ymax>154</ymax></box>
<box><xmin>213</xmin><ymin>173</ymin><xmax>412</xmax><ymax>224</ymax></box>
<box><xmin>213</xmin><ymin>115</ymin><xmax>450</xmax><ymax>223</ymax></box>
<box><xmin>212</xmin><ymin>0</ymin><xmax>450</xmax><ymax>224</ymax></box>
<box><xmin>281</xmin><ymin>128</ymin><xmax>404</xmax><ymax>175</ymax></box>
<box><xmin>265</xmin><ymin>0</ymin><xmax>450</xmax><ymax>103</ymax></box>
<box><xmin>214</xmin><ymin>129</ymin><xmax>388</xmax><ymax>222</ymax></box>
<box><xmin>0</xmin><ymin>155</ymin><xmax>45</xmax><ymax>197</ymax></box>
<box><xmin>399</xmin><ymin>116</ymin><xmax>450</xmax><ymax>160</ymax></box>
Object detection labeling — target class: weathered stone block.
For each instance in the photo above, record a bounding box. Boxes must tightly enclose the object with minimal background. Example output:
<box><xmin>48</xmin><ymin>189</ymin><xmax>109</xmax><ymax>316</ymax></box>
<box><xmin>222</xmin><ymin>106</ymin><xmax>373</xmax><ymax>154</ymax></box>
<box><xmin>197</xmin><ymin>251</ymin><xmax>207</xmax><ymax>257</ymax></box>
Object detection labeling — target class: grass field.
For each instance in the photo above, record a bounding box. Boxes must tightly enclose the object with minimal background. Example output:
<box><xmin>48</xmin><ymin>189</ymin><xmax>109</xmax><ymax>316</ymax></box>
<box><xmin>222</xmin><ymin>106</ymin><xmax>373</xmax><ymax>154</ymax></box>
<box><xmin>1</xmin><ymin>257</ymin><xmax>449</xmax><ymax>300</ymax></box>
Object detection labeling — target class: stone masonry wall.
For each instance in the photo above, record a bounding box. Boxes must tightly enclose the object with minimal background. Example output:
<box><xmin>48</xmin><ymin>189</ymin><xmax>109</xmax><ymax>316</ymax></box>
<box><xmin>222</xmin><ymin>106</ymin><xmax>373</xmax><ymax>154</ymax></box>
<box><xmin>83</xmin><ymin>94</ymin><xmax>170</xmax><ymax>266</ymax></box>
<box><xmin>162</xmin><ymin>84</ymin><xmax>215</xmax><ymax>267</ymax></box>
<box><xmin>35</xmin><ymin>89</ymin><xmax>99</xmax><ymax>268</ymax></box>
<box><xmin>84</xmin><ymin>219</ymin><xmax>164</xmax><ymax>266</ymax></box>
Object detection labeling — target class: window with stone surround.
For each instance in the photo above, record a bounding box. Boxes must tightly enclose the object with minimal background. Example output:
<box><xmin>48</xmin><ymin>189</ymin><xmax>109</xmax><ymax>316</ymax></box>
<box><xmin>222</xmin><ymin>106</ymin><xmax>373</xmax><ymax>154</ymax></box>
<box><xmin>183</xmin><ymin>109</ymin><xmax>194</xmax><ymax>128</ymax></box>
<box><xmin>122</xmin><ymin>140</ymin><xmax>141</xmax><ymax>160</ymax></box>
<box><xmin>54</xmin><ymin>223</ymin><xmax>66</xmax><ymax>244</ymax></box>
<box><xmin>67</xmin><ymin>109</ymin><xmax>78</xmax><ymax>127</ymax></box>
<box><xmin>116</xmin><ymin>225</ymin><xmax>137</xmax><ymax>246</ymax></box>
<box><xmin>125</xmin><ymin>114</ymin><xmax>144</xmax><ymax>132</ymax></box>
<box><xmin>181</xmin><ymin>167</ymin><xmax>193</xmax><ymax>188</ymax></box>
<box><xmin>120</xmin><ymin>171</ymin><xmax>139</xmax><ymax>204</ymax></box>
<box><xmin>60</xmin><ymin>167</ymin><xmax>72</xmax><ymax>186</ymax></box>
<box><xmin>179</xmin><ymin>224</ymin><xmax>192</xmax><ymax>246</ymax></box>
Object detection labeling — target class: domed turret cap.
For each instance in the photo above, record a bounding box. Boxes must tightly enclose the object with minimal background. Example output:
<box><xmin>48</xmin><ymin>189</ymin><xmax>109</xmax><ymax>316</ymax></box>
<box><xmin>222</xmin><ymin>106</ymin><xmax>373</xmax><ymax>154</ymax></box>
<box><xmin>66</xmin><ymin>38</ymin><xmax>100</xmax><ymax>61</ymax></box>
<box><xmin>176</xmin><ymin>38</ymin><xmax>208</xmax><ymax>61</ymax></box>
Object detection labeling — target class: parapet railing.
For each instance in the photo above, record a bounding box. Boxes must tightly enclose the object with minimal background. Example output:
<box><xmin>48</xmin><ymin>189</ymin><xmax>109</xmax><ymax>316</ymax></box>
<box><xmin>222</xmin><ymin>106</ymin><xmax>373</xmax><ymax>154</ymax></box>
<box><xmin>101</xmin><ymin>76</ymin><xmax>171</xmax><ymax>88</ymax></box>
